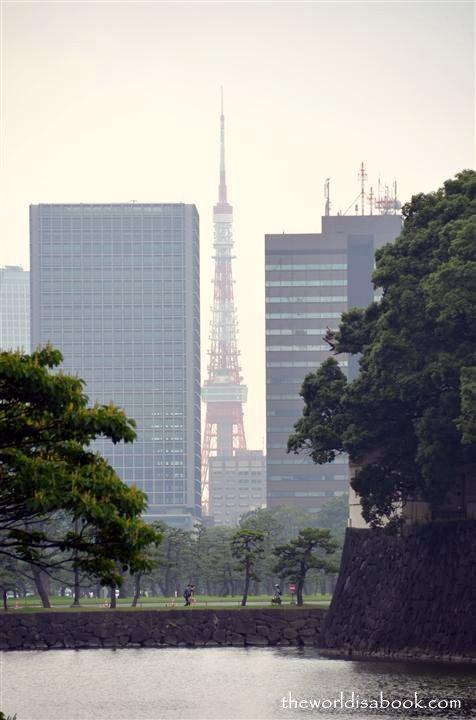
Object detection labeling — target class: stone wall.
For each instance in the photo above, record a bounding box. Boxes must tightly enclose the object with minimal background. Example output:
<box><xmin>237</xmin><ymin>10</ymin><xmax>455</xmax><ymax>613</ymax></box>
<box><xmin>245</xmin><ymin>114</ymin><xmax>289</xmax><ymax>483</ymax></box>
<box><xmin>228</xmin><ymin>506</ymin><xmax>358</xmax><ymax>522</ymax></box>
<box><xmin>0</xmin><ymin>607</ymin><xmax>326</xmax><ymax>651</ymax></box>
<box><xmin>322</xmin><ymin>521</ymin><xmax>476</xmax><ymax>663</ymax></box>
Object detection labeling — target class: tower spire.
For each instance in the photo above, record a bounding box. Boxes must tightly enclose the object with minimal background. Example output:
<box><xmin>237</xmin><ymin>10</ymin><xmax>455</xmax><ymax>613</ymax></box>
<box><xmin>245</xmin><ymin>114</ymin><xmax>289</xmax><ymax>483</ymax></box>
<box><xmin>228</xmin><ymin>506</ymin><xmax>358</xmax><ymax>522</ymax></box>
<box><xmin>202</xmin><ymin>92</ymin><xmax>247</xmax><ymax>514</ymax></box>
<box><xmin>219</xmin><ymin>87</ymin><xmax>227</xmax><ymax>204</ymax></box>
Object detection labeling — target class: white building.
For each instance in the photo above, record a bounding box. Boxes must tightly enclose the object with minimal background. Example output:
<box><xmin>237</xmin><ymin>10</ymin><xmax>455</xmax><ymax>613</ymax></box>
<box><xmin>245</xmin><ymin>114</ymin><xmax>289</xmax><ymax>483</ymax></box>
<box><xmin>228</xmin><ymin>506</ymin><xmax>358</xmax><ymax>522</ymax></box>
<box><xmin>209</xmin><ymin>450</ymin><xmax>266</xmax><ymax>526</ymax></box>
<box><xmin>0</xmin><ymin>265</ymin><xmax>30</xmax><ymax>352</ymax></box>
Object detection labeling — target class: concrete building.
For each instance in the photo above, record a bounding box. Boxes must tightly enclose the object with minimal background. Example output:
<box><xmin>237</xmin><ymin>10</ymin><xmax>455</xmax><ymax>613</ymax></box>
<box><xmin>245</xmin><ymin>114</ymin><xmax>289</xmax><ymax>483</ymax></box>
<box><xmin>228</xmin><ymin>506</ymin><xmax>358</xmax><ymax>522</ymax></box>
<box><xmin>209</xmin><ymin>450</ymin><xmax>266</xmax><ymax>526</ymax></box>
<box><xmin>0</xmin><ymin>265</ymin><xmax>30</xmax><ymax>351</ymax></box>
<box><xmin>265</xmin><ymin>214</ymin><xmax>402</xmax><ymax>516</ymax></box>
<box><xmin>30</xmin><ymin>203</ymin><xmax>201</xmax><ymax>529</ymax></box>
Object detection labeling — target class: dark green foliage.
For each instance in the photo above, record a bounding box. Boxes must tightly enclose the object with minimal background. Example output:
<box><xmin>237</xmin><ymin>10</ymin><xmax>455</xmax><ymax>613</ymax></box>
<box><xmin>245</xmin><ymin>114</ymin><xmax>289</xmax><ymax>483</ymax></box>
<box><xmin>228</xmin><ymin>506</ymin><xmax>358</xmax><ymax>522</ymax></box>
<box><xmin>288</xmin><ymin>170</ymin><xmax>476</xmax><ymax>525</ymax></box>
<box><xmin>288</xmin><ymin>359</ymin><xmax>348</xmax><ymax>465</ymax></box>
<box><xmin>230</xmin><ymin>529</ymin><xmax>265</xmax><ymax>606</ymax></box>
<box><xmin>273</xmin><ymin>528</ymin><xmax>337</xmax><ymax>605</ymax></box>
<box><xmin>459</xmin><ymin>367</ymin><xmax>476</xmax><ymax>444</ymax></box>
<box><xmin>0</xmin><ymin>347</ymin><xmax>161</xmax><ymax>585</ymax></box>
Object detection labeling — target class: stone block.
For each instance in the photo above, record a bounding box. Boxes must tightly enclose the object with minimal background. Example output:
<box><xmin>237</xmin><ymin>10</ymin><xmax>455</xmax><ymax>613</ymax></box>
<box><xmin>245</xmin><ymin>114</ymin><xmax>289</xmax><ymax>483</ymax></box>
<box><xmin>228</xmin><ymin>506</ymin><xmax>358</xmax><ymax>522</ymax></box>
<box><xmin>299</xmin><ymin>627</ymin><xmax>317</xmax><ymax>637</ymax></box>
<box><xmin>289</xmin><ymin>620</ymin><xmax>307</xmax><ymax>630</ymax></box>
<box><xmin>212</xmin><ymin>629</ymin><xmax>227</xmax><ymax>644</ymax></box>
<box><xmin>256</xmin><ymin>624</ymin><xmax>271</xmax><ymax>637</ymax></box>
<box><xmin>246</xmin><ymin>634</ymin><xmax>269</xmax><ymax>646</ymax></box>
<box><xmin>182</xmin><ymin>627</ymin><xmax>196</xmax><ymax>645</ymax></box>
<box><xmin>130</xmin><ymin>627</ymin><xmax>150</xmax><ymax>643</ymax></box>
<box><xmin>283</xmin><ymin>627</ymin><xmax>298</xmax><ymax>640</ymax></box>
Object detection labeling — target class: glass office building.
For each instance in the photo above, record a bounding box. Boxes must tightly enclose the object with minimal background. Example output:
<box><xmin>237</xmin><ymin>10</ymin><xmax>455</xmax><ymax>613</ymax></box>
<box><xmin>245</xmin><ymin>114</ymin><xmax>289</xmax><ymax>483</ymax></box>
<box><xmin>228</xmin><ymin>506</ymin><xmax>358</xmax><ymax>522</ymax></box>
<box><xmin>30</xmin><ymin>203</ymin><xmax>201</xmax><ymax>528</ymax></box>
<box><xmin>0</xmin><ymin>265</ymin><xmax>30</xmax><ymax>351</ymax></box>
<box><xmin>265</xmin><ymin>214</ymin><xmax>402</xmax><ymax>514</ymax></box>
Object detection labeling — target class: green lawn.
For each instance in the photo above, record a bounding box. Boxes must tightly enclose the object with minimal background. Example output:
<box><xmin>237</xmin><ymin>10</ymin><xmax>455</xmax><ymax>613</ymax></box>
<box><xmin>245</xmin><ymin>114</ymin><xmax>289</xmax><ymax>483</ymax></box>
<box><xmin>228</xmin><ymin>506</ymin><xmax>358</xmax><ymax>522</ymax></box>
<box><xmin>8</xmin><ymin>593</ymin><xmax>331</xmax><ymax>611</ymax></box>
<box><xmin>8</xmin><ymin>603</ymin><xmax>329</xmax><ymax>614</ymax></box>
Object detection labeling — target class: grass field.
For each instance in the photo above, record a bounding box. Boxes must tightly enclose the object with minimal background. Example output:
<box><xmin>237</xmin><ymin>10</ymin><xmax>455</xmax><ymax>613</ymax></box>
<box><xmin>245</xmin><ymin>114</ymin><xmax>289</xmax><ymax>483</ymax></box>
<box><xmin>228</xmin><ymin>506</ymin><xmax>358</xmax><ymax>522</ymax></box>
<box><xmin>7</xmin><ymin>593</ymin><xmax>332</xmax><ymax>611</ymax></box>
<box><xmin>8</xmin><ymin>603</ymin><xmax>330</xmax><ymax>614</ymax></box>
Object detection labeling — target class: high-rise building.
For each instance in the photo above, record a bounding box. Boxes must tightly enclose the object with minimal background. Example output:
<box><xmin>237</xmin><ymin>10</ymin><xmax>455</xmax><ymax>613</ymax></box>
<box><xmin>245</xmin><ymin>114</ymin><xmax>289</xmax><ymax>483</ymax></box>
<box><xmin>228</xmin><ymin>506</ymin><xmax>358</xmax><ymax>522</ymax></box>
<box><xmin>201</xmin><ymin>96</ymin><xmax>249</xmax><ymax>514</ymax></box>
<box><xmin>0</xmin><ymin>265</ymin><xmax>30</xmax><ymax>351</ymax></box>
<box><xmin>30</xmin><ymin>203</ymin><xmax>201</xmax><ymax>529</ymax></box>
<box><xmin>265</xmin><ymin>214</ymin><xmax>402</xmax><ymax>514</ymax></box>
<box><xmin>209</xmin><ymin>450</ymin><xmax>266</xmax><ymax>527</ymax></box>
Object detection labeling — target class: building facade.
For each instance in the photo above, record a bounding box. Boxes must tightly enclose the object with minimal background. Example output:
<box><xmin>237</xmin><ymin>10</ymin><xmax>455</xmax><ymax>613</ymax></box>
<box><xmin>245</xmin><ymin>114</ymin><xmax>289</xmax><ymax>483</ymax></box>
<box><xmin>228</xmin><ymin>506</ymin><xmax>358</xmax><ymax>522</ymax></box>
<box><xmin>265</xmin><ymin>214</ymin><xmax>402</xmax><ymax>515</ymax></box>
<box><xmin>0</xmin><ymin>265</ymin><xmax>30</xmax><ymax>351</ymax></box>
<box><xmin>30</xmin><ymin>203</ymin><xmax>201</xmax><ymax>529</ymax></box>
<box><xmin>209</xmin><ymin>450</ymin><xmax>266</xmax><ymax>526</ymax></box>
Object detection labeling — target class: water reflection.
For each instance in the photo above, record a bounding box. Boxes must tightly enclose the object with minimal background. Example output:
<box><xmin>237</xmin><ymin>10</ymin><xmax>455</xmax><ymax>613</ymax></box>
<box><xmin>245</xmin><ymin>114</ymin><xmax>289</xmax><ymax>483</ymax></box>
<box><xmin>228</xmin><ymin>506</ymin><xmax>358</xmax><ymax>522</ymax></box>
<box><xmin>2</xmin><ymin>647</ymin><xmax>475</xmax><ymax>720</ymax></box>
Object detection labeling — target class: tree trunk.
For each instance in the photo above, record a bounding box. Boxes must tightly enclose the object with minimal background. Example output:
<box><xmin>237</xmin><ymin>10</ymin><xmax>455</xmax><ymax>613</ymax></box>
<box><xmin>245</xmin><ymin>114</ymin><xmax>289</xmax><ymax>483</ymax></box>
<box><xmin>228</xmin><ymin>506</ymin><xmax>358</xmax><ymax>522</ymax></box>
<box><xmin>226</xmin><ymin>566</ymin><xmax>235</xmax><ymax>596</ymax></box>
<box><xmin>118</xmin><ymin>573</ymin><xmax>128</xmax><ymax>599</ymax></box>
<box><xmin>110</xmin><ymin>585</ymin><xmax>117</xmax><ymax>609</ymax></box>
<box><xmin>241</xmin><ymin>559</ymin><xmax>251</xmax><ymax>607</ymax></box>
<box><xmin>3</xmin><ymin>589</ymin><xmax>8</xmax><ymax>612</ymax></box>
<box><xmin>32</xmin><ymin>567</ymin><xmax>51</xmax><ymax>608</ymax></box>
<box><xmin>72</xmin><ymin>565</ymin><xmax>81</xmax><ymax>606</ymax></box>
<box><xmin>297</xmin><ymin>577</ymin><xmax>305</xmax><ymax>606</ymax></box>
<box><xmin>164</xmin><ymin>570</ymin><xmax>172</xmax><ymax>598</ymax></box>
<box><xmin>132</xmin><ymin>573</ymin><xmax>142</xmax><ymax>607</ymax></box>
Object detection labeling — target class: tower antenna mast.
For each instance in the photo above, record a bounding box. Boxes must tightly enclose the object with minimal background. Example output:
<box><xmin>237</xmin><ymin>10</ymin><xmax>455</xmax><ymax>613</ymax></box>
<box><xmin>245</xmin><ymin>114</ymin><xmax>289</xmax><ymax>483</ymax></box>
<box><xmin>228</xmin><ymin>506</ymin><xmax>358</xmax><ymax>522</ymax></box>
<box><xmin>201</xmin><ymin>91</ymin><xmax>248</xmax><ymax>515</ymax></box>
<box><xmin>358</xmin><ymin>162</ymin><xmax>368</xmax><ymax>216</ymax></box>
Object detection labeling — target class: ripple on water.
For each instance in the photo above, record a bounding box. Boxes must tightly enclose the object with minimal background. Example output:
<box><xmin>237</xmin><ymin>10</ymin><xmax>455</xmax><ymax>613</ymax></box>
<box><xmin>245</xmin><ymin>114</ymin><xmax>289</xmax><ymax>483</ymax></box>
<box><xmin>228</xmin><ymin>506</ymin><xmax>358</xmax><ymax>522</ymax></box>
<box><xmin>2</xmin><ymin>647</ymin><xmax>475</xmax><ymax>720</ymax></box>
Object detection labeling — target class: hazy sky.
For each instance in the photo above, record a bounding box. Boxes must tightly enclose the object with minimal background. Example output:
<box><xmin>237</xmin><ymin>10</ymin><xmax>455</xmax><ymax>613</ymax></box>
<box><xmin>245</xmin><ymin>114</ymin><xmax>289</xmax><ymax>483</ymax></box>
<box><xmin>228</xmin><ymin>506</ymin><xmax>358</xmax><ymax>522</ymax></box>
<box><xmin>1</xmin><ymin>1</ymin><xmax>474</xmax><ymax>449</ymax></box>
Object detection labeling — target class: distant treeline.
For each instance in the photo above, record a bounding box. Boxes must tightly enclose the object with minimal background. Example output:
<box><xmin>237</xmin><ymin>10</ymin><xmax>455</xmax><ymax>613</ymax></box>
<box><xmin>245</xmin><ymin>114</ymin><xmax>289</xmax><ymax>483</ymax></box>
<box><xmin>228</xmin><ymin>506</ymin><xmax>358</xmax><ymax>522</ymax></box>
<box><xmin>2</xmin><ymin>499</ymin><xmax>347</xmax><ymax>605</ymax></box>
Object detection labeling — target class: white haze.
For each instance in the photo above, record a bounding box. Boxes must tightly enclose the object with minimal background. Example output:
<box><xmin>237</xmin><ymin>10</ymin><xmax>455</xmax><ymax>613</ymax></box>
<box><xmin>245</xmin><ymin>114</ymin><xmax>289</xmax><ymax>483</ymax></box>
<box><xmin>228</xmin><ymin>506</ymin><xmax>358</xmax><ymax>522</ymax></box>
<box><xmin>1</xmin><ymin>1</ymin><xmax>474</xmax><ymax>448</ymax></box>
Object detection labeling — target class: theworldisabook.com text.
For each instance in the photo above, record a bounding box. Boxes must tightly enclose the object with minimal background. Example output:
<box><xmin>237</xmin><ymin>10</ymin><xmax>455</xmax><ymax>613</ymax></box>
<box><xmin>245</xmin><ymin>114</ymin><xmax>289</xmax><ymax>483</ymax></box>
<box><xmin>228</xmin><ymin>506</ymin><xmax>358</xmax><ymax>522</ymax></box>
<box><xmin>281</xmin><ymin>691</ymin><xmax>462</xmax><ymax>712</ymax></box>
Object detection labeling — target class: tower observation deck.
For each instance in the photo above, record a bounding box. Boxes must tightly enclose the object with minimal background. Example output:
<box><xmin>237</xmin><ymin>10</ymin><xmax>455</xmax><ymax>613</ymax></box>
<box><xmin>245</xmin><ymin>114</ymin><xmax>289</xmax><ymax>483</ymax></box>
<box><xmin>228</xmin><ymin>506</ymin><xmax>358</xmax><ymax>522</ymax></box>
<box><xmin>201</xmin><ymin>94</ymin><xmax>247</xmax><ymax>514</ymax></box>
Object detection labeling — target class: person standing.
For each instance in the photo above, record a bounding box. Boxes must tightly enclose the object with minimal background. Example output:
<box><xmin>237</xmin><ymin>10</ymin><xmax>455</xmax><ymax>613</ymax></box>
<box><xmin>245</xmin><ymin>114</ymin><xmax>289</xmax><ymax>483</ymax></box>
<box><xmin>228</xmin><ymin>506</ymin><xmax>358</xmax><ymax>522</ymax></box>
<box><xmin>183</xmin><ymin>585</ymin><xmax>192</xmax><ymax>607</ymax></box>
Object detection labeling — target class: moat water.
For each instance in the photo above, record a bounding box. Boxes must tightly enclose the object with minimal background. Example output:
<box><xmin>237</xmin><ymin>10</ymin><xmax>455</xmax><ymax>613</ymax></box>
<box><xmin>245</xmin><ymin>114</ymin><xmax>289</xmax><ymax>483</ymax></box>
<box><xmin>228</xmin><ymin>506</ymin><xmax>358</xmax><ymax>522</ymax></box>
<box><xmin>2</xmin><ymin>647</ymin><xmax>474</xmax><ymax>720</ymax></box>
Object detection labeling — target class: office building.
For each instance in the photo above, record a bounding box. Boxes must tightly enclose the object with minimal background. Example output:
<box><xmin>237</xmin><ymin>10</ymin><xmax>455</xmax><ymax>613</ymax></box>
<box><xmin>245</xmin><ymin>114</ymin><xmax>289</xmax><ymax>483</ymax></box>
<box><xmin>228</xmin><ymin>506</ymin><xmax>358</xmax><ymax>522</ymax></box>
<box><xmin>0</xmin><ymin>265</ymin><xmax>30</xmax><ymax>351</ymax></box>
<box><xmin>30</xmin><ymin>203</ymin><xmax>201</xmax><ymax>529</ymax></box>
<box><xmin>209</xmin><ymin>450</ymin><xmax>266</xmax><ymax>526</ymax></box>
<box><xmin>265</xmin><ymin>214</ymin><xmax>402</xmax><ymax>514</ymax></box>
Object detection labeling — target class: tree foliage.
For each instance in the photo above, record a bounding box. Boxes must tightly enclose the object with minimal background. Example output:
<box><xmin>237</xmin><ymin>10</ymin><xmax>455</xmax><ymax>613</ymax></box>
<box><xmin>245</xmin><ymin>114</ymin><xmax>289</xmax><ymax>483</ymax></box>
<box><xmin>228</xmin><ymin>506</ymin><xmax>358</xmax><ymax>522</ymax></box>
<box><xmin>230</xmin><ymin>529</ymin><xmax>265</xmax><ymax>606</ymax></box>
<box><xmin>273</xmin><ymin>528</ymin><xmax>337</xmax><ymax>605</ymax></box>
<box><xmin>288</xmin><ymin>170</ymin><xmax>476</xmax><ymax>525</ymax></box>
<box><xmin>0</xmin><ymin>347</ymin><xmax>161</xmax><ymax>585</ymax></box>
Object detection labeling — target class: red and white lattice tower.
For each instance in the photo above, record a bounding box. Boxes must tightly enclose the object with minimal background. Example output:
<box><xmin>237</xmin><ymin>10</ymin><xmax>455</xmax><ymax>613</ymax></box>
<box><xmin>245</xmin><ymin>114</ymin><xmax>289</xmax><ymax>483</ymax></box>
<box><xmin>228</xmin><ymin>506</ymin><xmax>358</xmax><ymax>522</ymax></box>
<box><xmin>201</xmin><ymin>93</ymin><xmax>247</xmax><ymax>514</ymax></box>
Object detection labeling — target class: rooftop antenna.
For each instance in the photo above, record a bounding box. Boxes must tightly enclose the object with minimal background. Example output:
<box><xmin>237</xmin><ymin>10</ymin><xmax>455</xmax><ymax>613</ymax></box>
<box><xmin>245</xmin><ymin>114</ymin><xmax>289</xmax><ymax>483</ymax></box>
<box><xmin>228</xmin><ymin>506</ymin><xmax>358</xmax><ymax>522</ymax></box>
<box><xmin>324</xmin><ymin>178</ymin><xmax>331</xmax><ymax>216</ymax></box>
<box><xmin>218</xmin><ymin>86</ymin><xmax>227</xmax><ymax>203</ymax></box>
<box><xmin>369</xmin><ymin>186</ymin><xmax>374</xmax><ymax>216</ymax></box>
<box><xmin>358</xmin><ymin>162</ymin><xmax>367</xmax><ymax>215</ymax></box>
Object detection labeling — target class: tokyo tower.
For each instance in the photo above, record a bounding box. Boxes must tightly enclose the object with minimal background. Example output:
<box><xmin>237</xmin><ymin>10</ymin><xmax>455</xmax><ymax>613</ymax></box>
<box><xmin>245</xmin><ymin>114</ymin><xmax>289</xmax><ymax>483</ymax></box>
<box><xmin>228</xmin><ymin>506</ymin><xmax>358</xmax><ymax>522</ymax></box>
<box><xmin>201</xmin><ymin>93</ymin><xmax>247</xmax><ymax>514</ymax></box>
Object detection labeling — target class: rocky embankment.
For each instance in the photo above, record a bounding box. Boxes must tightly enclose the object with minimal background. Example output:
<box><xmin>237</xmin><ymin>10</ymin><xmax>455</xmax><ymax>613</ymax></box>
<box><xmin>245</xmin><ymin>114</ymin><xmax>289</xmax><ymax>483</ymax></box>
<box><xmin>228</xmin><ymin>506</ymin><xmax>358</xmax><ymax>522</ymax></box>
<box><xmin>322</xmin><ymin>522</ymin><xmax>476</xmax><ymax>664</ymax></box>
<box><xmin>0</xmin><ymin>607</ymin><xmax>326</xmax><ymax>650</ymax></box>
